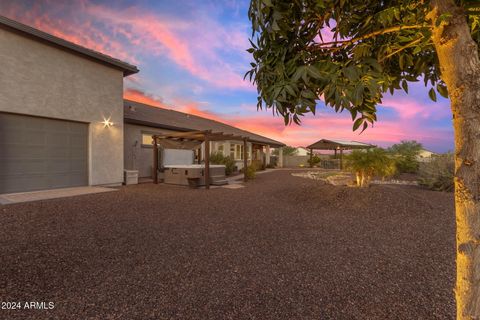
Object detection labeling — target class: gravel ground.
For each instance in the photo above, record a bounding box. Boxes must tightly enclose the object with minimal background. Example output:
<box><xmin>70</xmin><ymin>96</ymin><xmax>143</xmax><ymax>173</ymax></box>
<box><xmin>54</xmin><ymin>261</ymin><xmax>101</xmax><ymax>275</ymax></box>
<box><xmin>0</xmin><ymin>170</ymin><xmax>455</xmax><ymax>319</ymax></box>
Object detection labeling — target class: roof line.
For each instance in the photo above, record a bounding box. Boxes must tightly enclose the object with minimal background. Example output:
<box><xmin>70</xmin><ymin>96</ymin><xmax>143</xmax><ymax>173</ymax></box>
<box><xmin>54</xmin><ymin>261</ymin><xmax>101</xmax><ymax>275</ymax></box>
<box><xmin>124</xmin><ymin>99</ymin><xmax>285</xmax><ymax>147</ymax></box>
<box><xmin>0</xmin><ymin>15</ymin><xmax>139</xmax><ymax>76</ymax></box>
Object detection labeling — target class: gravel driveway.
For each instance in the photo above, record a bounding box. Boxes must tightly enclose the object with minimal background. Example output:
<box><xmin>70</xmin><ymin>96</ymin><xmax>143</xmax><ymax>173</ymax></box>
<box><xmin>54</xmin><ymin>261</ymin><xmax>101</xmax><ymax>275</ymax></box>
<box><xmin>0</xmin><ymin>170</ymin><xmax>455</xmax><ymax>319</ymax></box>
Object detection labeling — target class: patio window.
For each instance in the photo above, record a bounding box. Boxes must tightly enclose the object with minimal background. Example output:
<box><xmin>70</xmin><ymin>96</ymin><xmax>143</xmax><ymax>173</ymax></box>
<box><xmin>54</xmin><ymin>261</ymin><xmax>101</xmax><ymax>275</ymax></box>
<box><xmin>229</xmin><ymin>143</ymin><xmax>245</xmax><ymax>160</ymax></box>
<box><xmin>142</xmin><ymin>133</ymin><xmax>154</xmax><ymax>147</ymax></box>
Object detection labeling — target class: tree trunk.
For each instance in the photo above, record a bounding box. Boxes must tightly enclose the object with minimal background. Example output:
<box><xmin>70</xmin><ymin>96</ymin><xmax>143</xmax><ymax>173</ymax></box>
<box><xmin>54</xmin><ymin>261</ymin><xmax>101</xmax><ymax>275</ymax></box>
<box><xmin>430</xmin><ymin>1</ymin><xmax>480</xmax><ymax>318</ymax></box>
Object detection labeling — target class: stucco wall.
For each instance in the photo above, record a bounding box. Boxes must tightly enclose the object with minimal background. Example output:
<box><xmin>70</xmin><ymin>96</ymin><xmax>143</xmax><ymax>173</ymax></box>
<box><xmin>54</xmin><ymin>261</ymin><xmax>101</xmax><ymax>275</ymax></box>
<box><xmin>283</xmin><ymin>155</ymin><xmax>310</xmax><ymax>167</ymax></box>
<box><xmin>0</xmin><ymin>27</ymin><xmax>125</xmax><ymax>186</ymax></box>
<box><xmin>124</xmin><ymin>124</ymin><xmax>180</xmax><ymax>178</ymax></box>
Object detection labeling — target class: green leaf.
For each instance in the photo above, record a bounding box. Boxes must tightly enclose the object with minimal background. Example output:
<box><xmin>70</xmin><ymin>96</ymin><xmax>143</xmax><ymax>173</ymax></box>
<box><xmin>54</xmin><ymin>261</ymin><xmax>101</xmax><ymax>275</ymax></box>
<box><xmin>399</xmin><ymin>54</ymin><xmax>405</xmax><ymax>70</ymax></box>
<box><xmin>285</xmin><ymin>84</ymin><xmax>296</xmax><ymax>96</ymax></box>
<box><xmin>292</xmin><ymin>66</ymin><xmax>305</xmax><ymax>81</ymax></box>
<box><xmin>437</xmin><ymin>83</ymin><xmax>448</xmax><ymax>98</ymax></box>
<box><xmin>401</xmin><ymin>80</ymin><xmax>408</xmax><ymax>94</ymax></box>
<box><xmin>353</xmin><ymin>84</ymin><xmax>364</xmax><ymax>106</ymax></box>
<box><xmin>307</xmin><ymin>65</ymin><xmax>323</xmax><ymax>80</ymax></box>
<box><xmin>353</xmin><ymin>118</ymin><xmax>363</xmax><ymax>131</ymax></box>
<box><xmin>428</xmin><ymin>88</ymin><xmax>437</xmax><ymax>102</ymax></box>
<box><xmin>412</xmin><ymin>46</ymin><xmax>421</xmax><ymax>55</ymax></box>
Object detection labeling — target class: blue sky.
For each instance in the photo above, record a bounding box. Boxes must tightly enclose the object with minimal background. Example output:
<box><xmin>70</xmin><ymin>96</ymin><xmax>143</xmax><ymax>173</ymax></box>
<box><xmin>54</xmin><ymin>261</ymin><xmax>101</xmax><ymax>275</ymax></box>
<box><xmin>0</xmin><ymin>0</ymin><xmax>454</xmax><ymax>152</ymax></box>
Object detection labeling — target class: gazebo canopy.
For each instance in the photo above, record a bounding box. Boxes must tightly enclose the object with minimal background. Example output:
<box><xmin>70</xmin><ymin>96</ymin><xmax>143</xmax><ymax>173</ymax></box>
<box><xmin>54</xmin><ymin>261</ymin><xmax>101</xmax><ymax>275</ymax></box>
<box><xmin>307</xmin><ymin>139</ymin><xmax>375</xmax><ymax>150</ymax></box>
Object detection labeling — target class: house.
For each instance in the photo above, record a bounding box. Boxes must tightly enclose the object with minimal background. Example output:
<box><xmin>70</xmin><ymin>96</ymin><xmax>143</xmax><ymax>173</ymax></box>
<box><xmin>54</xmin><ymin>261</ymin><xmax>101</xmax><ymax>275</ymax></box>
<box><xmin>124</xmin><ymin>100</ymin><xmax>285</xmax><ymax>179</ymax></box>
<box><xmin>417</xmin><ymin>148</ymin><xmax>438</xmax><ymax>162</ymax></box>
<box><xmin>0</xmin><ymin>15</ymin><xmax>138</xmax><ymax>194</ymax></box>
<box><xmin>0</xmin><ymin>15</ymin><xmax>284</xmax><ymax>193</ymax></box>
<box><xmin>295</xmin><ymin>147</ymin><xmax>310</xmax><ymax>156</ymax></box>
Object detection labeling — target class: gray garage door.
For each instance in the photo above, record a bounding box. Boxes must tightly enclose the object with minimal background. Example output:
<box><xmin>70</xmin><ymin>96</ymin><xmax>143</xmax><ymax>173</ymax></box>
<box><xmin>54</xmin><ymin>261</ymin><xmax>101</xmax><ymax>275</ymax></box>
<box><xmin>0</xmin><ymin>113</ymin><xmax>88</xmax><ymax>194</ymax></box>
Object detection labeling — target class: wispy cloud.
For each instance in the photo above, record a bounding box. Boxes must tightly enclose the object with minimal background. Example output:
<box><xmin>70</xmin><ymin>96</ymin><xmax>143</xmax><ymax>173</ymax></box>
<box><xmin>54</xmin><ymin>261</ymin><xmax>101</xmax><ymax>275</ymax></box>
<box><xmin>1</xmin><ymin>0</ymin><xmax>253</xmax><ymax>90</ymax></box>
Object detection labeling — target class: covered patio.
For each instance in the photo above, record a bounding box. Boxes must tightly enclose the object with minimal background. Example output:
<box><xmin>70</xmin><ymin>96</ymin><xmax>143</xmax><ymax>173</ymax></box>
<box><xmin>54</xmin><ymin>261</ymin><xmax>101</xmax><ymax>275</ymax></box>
<box><xmin>306</xmin><ymin>139</ymin><xmax>375</xmax><ymax>169</ymax></box>
<box><xmin>152</xmin><ymin>130</ymin><xmax>248</xmax><ymax>189</ymax></box>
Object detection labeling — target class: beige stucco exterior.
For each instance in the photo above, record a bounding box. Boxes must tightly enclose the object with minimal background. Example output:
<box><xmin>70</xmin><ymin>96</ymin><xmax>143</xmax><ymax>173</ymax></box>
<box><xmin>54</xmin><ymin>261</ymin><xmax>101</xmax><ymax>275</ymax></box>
<box><xmin>0</xmin><ymin>27</ymin><xmax>125</xmax><ymax>186</ymax></box>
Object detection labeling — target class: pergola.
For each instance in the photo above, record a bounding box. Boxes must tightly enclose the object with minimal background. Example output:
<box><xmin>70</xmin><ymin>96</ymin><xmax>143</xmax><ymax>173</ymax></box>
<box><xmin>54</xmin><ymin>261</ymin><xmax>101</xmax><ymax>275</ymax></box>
<box><xmin>152</xmin><ymin>130</ymin><xmax>248</xmax><ymax>189</ymax></box>
<box><xmin>306</xmin><ymin>139</ymin><xmax>376</xmax><ymax>169</ymax></box>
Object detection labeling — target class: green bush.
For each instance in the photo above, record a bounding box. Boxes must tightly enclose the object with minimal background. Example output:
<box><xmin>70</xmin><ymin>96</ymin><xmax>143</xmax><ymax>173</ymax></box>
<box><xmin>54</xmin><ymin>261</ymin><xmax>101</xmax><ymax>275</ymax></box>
<box><xmin>209</xmin><ymin>152</ymin><xmax>236</xmax><ymax>176</ymax></box>
<box><xmin>345</xmin><ymin>148</ymin><xmax>397</xmax><ymax>187</ymax></box>
<box><xmin>307</xmin><ymin>155</ymin><xmax>321</xmax><ymax>167</ymax></box>
<box><xmin>245</xmin><ymin>164</ymin><xmax>256</xmax><ymax>179</ymax></box>
<box><xmin>251</xmin><ymin>160</ymin><xmax>265</xmax><ymax>171</ymax></box>
<box><xmin>388</xmin><ymin>140</ymin><xmax>422</xmax><ymax>173</ymax></box>
<box><xmin>418</xmin><ymin>153</ymin><xmax>454</xmax><ymax>192</ymax></box>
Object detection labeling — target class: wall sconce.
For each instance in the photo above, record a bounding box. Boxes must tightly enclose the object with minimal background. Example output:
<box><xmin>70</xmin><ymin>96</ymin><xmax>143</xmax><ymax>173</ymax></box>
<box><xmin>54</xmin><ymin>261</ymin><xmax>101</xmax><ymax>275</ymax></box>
<box><xmin>102</xmin><ymin>118</ymin><xmax>114</xmax><ymax>128</ymax></box>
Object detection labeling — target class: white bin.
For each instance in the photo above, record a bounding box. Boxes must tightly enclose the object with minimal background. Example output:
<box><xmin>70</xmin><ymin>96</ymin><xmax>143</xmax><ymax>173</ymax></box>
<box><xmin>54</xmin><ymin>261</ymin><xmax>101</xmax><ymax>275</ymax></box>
<box><xmin>124</xmin><ymin>170</ymin><xmax>139</xmax><ymax>185</ymax></box>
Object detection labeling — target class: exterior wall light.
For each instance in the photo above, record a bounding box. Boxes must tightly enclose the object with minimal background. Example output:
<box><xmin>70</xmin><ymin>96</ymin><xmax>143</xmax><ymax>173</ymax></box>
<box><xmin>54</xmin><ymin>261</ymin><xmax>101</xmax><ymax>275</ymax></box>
<box><xmin>102</xmin><ymin>118</ymin><xmax>114</xmax><ymax>128</ymax></box>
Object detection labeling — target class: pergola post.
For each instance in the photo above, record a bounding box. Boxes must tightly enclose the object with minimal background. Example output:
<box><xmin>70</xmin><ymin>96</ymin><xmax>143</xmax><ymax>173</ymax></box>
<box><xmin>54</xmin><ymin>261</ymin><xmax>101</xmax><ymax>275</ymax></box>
<box><xmin>153</xmin><ymin>136</ymin><xmax>158</xmax><ymax>184</ymax></box>
<box><xmin>243</xmin><ymin>138</ymin><xmax>248</xmax><ymax>182</ymax></box>
<box><xmin>309</xmin><ymin>148</ymin><xmax>313</xmax><ymax>168</ymax></box>
<box><xmin>339</xmin><ymin>148</ymin><xmax>343</xmax><ymax>170</ymax></box>
<box><xmin>265</xmin><ymin>145</ymin><xmax>271</xmax><ymax>167</ymax></box>
<box><xmin>278</xmin><ymin>147</ymin><xmax>283</xmax><ymax>168</ymax></box>
<box><xmin>205</xmin><ymin>135</ymin><xmax>210</xmax><ymax>189</ymax></box>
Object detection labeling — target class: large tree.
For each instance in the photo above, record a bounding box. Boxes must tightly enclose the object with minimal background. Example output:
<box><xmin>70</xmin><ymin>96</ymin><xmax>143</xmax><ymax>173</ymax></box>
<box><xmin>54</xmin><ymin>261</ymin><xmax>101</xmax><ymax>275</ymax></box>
<box><xmin>246</xmin><ymin>0</ymin><xmax>480</xmax><ymax>318</ymax></box>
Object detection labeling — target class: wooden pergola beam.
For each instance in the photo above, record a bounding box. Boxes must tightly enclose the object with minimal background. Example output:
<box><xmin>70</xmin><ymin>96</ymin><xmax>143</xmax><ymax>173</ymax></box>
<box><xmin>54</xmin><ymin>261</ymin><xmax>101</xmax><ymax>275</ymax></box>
<box><xmin>156</xmin><ymin>130</ymin><xmax>211</xmax><ymax>139</ymax></box>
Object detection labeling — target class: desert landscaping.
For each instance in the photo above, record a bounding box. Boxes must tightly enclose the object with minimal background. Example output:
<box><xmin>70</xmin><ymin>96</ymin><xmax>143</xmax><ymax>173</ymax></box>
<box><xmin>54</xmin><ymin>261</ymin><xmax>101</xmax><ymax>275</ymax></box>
<box><xmin>0</xmin><ymin>170</ymin><xmax>455</xmax><ymax>319</ymax></box>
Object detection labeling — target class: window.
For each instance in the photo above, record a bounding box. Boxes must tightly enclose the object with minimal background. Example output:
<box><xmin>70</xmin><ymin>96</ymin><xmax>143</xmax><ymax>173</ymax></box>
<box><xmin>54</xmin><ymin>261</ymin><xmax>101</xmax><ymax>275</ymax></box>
<box><xmin>142</xmin><ymin>133</ymin><xmax>154</xmax><ymax>146</ymax></box>
<box><xmin>217</xmin><ymin>144</ymin><xmax>224</xmax><ymax>153</ymax></box>
<box><xmin>229</xmin><ymin>143</ymin><xmax>245</xmax><ymax>160</ymax></box>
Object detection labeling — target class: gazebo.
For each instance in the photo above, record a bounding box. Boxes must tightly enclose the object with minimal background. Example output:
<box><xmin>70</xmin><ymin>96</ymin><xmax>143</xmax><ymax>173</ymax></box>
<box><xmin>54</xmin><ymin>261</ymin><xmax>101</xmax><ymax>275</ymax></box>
<box><xmin>152</xmin><ymin>130</ymin><xmax>248</xmax><ymax>189</ymax></box>
<box><xmin>306</xmin><ymin>139</ymin><xmax>375</xmax><ymax>169</ymax></box>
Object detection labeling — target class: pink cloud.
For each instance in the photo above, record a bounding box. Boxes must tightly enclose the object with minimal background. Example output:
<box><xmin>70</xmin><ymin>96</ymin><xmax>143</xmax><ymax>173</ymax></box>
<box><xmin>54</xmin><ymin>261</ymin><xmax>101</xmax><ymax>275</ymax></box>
<box><xmin>1</xmin><ymin>1</ymin><xmax>252</xmax><ymax>90</ymax></box>
<box><xmin>124</xmin><ymin>89</ymin><xmax>169</xmax><ymax>108</ymax></box>
<box><xmin>380</xmin><ymin>95</ymin><xmax>450</xmax><ymax>120</ymax></box>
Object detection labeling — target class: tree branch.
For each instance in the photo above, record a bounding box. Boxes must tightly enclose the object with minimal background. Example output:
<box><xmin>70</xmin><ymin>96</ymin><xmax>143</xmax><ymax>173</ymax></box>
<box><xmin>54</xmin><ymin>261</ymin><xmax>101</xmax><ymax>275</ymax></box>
<box><xmin>312</xmin><ymin>24</ymin><xmax>429</xmax><ymax>51</ymax></box>
<box><xmin>379</xmin><ymin>36</ymin><xmax>426</xmax><ymax>62</ymax></box>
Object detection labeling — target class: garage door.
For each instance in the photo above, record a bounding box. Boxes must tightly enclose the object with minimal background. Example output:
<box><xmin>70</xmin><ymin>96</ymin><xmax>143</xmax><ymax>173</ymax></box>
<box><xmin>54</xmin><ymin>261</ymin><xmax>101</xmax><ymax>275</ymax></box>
<box><xmin>0</xmin><ymin>113</ymin><xmax>88</xmax><ymax>194</ymax></box>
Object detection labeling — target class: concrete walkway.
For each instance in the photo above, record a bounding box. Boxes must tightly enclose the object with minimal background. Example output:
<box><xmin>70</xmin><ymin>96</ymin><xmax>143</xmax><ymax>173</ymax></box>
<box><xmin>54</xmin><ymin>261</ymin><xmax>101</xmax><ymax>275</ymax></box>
<box><xmin>0</xmin><ymin>186</ymin><xmax>117</xmax><ymax>205</ymax></box>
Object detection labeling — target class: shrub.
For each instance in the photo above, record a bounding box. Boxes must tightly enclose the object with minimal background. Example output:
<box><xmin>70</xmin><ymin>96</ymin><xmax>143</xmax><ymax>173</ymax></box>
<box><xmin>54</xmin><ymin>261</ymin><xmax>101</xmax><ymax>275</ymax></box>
<box><xmin>251</xmin><ymin>160</ymin><xmax>265</xmax><ymax>171</ymax></box>
<box><xmin>245</xmin><ymin>164</ymin><xmax>256</xmax><ymax>179</ymax></box>
<box><xmin>345</xmin><ymin>148</ymin><xmax>397</xmax><ymax>187</ymax></box>
<box><xmin>418</xmin><ymin>153</ymin><xmax>454</xmax><ymax>192</ymax></box>
<box><xmin>209</xmin><ymin>152</ymin><xmax>236</xmax><ymax>176</ymax></box>
<box><xmin>307</xmin><ymin>155</ymin><xmax>321</xmax><ymax>167</ymax></box>
<box><xmin>388</xmin><ymin>140</ymin><xmax>422</xmax><ymax>173</ymax></box>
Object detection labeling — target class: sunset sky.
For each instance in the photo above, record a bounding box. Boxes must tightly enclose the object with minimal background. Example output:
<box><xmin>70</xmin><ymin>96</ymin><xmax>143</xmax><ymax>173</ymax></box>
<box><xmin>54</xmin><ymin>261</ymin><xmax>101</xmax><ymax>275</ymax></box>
<box><xmin>0</xmin><ymin>0</ymin><xmax>454</xmax><ymax>152</ymax></box>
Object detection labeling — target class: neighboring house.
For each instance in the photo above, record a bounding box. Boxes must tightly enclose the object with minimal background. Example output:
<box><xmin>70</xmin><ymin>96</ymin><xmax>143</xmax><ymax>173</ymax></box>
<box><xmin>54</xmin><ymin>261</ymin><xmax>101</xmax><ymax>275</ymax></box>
<box><xmin>0</xmin><ymin>16</ymin><xmax>138</xmax><ymax>194</ymax></box>
<box><xmin>417</xmin><ymin>148</ymin><xmax>437</xmax><ymax>162</ymax></box>
<box><xmin>295</xmin><ymin>147</ymin><xmax>310</xmax><ymax>156</ymax></box>
<box><xmin>124</xmin><ymin>100</ymin><xmax>285</xmax><ymax>178</ymax></box>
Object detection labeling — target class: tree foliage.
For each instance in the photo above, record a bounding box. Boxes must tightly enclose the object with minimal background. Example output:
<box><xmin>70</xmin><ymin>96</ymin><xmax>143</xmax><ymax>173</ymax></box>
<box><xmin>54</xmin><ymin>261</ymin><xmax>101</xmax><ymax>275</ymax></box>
<box><xmin>273</xmin><ymin>145</ymin><xmax>298</xmax><ymax>156</ymax></box>
<box><xmin>418</xmin><ymin>152</ymin><xmax>454</xmax><ymax>191</ymax></box>
<box><xmin>246</xmin><ymin>0</ymin><xmax>480</xmax><ymax>128</ymax></box>
<box><xmin>388</xmin><ymin>140</ymin><xmax>423</xmax><ymax>173</ymax></box>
